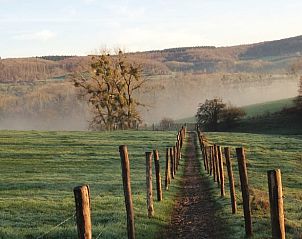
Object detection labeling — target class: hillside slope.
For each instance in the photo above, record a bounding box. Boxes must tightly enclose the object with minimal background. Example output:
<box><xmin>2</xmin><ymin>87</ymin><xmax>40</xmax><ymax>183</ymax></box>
<box><xmin>1</xmin><ymin>35</ymin><xmax>302</xmax><ymax>82</ymax></box>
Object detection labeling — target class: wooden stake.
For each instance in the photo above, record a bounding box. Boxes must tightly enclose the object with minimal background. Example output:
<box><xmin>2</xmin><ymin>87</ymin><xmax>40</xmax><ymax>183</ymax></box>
<box><xmin>146</xmin><ymin>152</ymin><xmax>154</xmax><ymax>217</ymax></box>
<box><xmin>170</xmin><ymin>147</ymin><xmax>174</xmax><ymax>179</ymax></box>
<box><xmin>153</xmin><ymin>150</ymin><xmax>163</xmax><ymax>201</ymax></box>
<box><xmin>74</xmin><ymin>185</ymin><xmax>92</xmax><ymax>239</ymax></box>
<box><xmin>267</xmin><ymin>169</ymin><xmax>285</xmax><ymax>239</ymax></box>
<box><xmin>165</xmin><ymin>147</ymin><xmax>171</xmax><ymax>190</ymax></box>
<box><xmin>236</xmin><ymin>147</ymin><xmax>252</xmax><ymax>237</ymax></box>
<box><xmin>209</xmin><ymin>146</ymin><xmax>213</xmax><ymax>176</ymax></box>
<box><xmin>176</xmin><ymin>141</ymin><xmax>180</xmax><ymax>170</ymax></box>
<box><xmin>216</xmin><ymin>146</ymin><xmax>221</xmax><ymax>184</ymax></box>
<box><xmin>213</xmin><ymin>145</ymin><xmax>217</xmax><ymax>182</ymax></box>
<box><xmin>204</xmin><ymin>146</ymin><xmax>209</xmax><ymax>173</ymax></box>
<box><xmin>217</xmin><ymin>146</ymin><xmax>225</xmax><ymax>197</ymax></box>
<box><xmin>224</xmin><ymin>147</ymin><xmax>237</xmax><ymax>214</ymax></box>
<box><xmin>173</xmin><ymin>146</ymin><xmax>176</xmax><ymax>175</ymax></box>
<box><xmin>119</xmin><ymin>145</ymin><xmax>135</xmax><ymax>239</ymax></box>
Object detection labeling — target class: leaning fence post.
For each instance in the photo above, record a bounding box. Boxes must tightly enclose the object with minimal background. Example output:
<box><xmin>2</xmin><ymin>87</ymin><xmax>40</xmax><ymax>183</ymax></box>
<box><xmin>119</xmin><ymin>145</ymin><xmax>135</xmax><ymax>239</ymax></box>
<box><xmin>224</xmin><ymin>147</ymin><xmax>237</xmax><ymax>214</ymax></box>
<box><xmin>74</xmin><ymin>185</ymin><xmax>92</xmax><ymax>239</ymax></box>
<box><xmin>267</xmin><ymin>169</ymin><xmax>285</xmax><ymax>239</ymax></box>
<box><xmin>236</xmin><ymin>147</ymin><xmax>252</xmax><ymax>237</ymax></box>
<box><xmin>165</xmin><ymin>147</ymin><xmax>171</xmax><ymax>190</ymax></box>
<box><xmin>153</xmin><ymin>149</ymin><xmax>163</xmax><ymax>201</ymax></box>
<box><xmin>146</xmin><ymin>151</ymin><xmax>154</xmax><ymax>217</ymax></box>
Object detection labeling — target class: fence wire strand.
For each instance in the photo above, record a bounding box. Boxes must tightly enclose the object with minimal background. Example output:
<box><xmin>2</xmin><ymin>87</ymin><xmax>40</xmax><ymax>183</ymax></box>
<box><xmin>36</xmin><ymin>213</ymin><xmax>75</xmax><ymax>239</ymax></box>
<box><xmin>95</xmin><ymin>231</ymin><xmax>103</xmax><ymax>239</ymax></box>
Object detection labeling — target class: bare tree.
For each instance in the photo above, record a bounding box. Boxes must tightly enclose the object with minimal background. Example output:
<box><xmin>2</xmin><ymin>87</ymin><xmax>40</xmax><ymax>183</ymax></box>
<box><xmin>72</xmin><ymin>51</ymin><xmax>145</xmax><ymax>130</ymax></box>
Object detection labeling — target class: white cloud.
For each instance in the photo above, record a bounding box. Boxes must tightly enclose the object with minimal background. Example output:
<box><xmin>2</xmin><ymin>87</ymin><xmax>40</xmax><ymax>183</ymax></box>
<box><xmin>13</xmin><ymin>30</ymin><xmax>57</xmax><ymax>41</ymax></box>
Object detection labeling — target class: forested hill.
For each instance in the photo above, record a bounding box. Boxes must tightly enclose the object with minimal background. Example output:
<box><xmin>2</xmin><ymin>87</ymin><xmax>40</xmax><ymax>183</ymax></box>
<box><xmin>1</xmin><ymin>35</ymin><xmax>302</xmax><ymax>82</ymax></box>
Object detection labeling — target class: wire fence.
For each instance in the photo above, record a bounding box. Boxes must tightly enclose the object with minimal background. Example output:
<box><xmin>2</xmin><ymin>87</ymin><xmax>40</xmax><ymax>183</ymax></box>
<box><xmin>36</xmin><ymin>213</ymin><xmax>75</xmax><ymax>239</ymax></box>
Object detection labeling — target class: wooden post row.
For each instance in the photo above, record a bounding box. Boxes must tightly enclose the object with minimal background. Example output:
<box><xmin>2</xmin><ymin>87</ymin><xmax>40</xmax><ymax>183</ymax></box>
<box><xmin>267</xmin><ymin>169</ymin><xmax>285</xmax><ymax>239</ymax></box>
<box><xmin>236</xmin><ymin>147</ymin><xmax>252</xmax><ymax>237</ymax></box>
<box><xmin>119</xmin><ymin>145</ymin><xmax>136</xmax><ymax>239</ymax></box>
<box><xmin>146</xmin><ymin>152</ymin><xmax>154</xmax><ymax>218</ymax></box>
<box><xmin>153</xmin><ymin>150</ymin><xmax>163</xmax><ymax>201</ymax></box>
<box><xmin>224</xmin><ymin>147</ymin><xmax>237</xmax><ymax>214</ymax></box>
<box><xmin>74</xmin><ymin>185</ymin><xmax>92</xmax><ymax>239</ymax></box>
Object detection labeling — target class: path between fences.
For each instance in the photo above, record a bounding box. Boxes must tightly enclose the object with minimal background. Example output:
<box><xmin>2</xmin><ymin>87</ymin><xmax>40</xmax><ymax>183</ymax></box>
<box><xmin>161</xmin><ymin>132</ymin><xmax>226</xmax><ymax>239</ymax></box>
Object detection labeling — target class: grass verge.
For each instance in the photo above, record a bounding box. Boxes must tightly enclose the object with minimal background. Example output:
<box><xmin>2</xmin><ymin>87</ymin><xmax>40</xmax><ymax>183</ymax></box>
<box><xmin>202</xmin><ymin>132</ymin><xmax>302</xmax><ymax>239</ymax></box>
<box><xmin>0</xmin><ymin>130</ymin><xmax>183</xmax><ymax>239</ymax></box>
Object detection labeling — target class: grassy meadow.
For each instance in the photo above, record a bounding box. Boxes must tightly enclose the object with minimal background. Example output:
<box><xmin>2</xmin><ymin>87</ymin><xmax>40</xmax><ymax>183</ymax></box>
<box><xmin>203</xmin><ymin>132</ymin><xmax>302</xmax><ymax>239</ymax></box>
<box><xmin>242</xmin><ymin>97</ymin><xmax>295</xmax><ymax>118</ymax></box>
<box><xmin>0</xmin><ymin>130</ymin><xmax>183</xmax><ymax>239</ymax></box>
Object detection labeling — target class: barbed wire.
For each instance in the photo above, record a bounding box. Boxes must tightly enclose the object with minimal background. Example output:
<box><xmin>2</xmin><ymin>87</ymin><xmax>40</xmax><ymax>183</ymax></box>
<box><xmin>36</xmin><ymin>213</ymin><xmax>75</xmax><ymax>239</ymax></box>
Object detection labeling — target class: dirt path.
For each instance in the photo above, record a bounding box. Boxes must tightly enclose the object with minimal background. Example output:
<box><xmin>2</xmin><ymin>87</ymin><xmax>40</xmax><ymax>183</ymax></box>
<box><xmin>162</xmin><ymin>132</ymin><xmax>226</xmax><ymax>239</ymax></box>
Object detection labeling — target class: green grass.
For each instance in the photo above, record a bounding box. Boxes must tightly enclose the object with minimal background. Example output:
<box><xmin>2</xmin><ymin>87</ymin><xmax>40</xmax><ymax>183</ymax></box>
<box><xmin>202</xmin><ymin>132</ymin><xmax>302</xmax><ymax>239</ymax></box>
<box><xmin>0</xmin><ymin>130</ymin><xmax>183</xmax><ymax>239</ymax></box>
<box><xmin>243</xmin><ymin>98</ymin><xmax>295</xmax><ymax>118</ymax></box>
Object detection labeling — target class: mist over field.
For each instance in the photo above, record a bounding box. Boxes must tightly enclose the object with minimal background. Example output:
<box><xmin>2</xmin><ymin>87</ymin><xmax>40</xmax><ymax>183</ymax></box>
<box><xmin>0</xmin><ymin>74</ymin><xmax>298</xmax><ymax>130</ymax></box>
<box><xmin>140</xmin><ymin>74</ymin><xmax>299</xmax><ymax>124</ymax></box>
<box><xmin>1</xmin><ymin>34</ymin><xmax>302</xmax><ymax>130</ymax></box>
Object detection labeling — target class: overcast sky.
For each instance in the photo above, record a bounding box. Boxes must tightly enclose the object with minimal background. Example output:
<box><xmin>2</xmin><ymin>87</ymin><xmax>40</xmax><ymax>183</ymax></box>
<box><xmin>1</xmin><ymin>0</ymin><xmax>302</xmax><ymax>58</ymax></box>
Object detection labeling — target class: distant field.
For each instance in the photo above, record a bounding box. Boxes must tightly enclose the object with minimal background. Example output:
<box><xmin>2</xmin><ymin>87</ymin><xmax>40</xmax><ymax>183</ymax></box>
<box><xmin>243</xmin><ymin>97</ymin><xmax>295</xmax><ymax>118</ymax></box>
<box><xmin>176</xmin><ymin>97</ymin><xmax>295</xmax><ymax>125</ymax></box>
<box><xmin>205</xmin><ymin>132</ymin><xmax>302</xmax><ymax>239</ymax></box>
<box><xmin>0</xmin><ymin>130</ymin><xmax>181</xmax><ymax>239</ymax></box>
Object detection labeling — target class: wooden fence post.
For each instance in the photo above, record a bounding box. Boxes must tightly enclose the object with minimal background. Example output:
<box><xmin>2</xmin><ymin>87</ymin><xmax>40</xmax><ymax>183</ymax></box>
<box><xmin>267</xmin><ymin>169</ymin><xmax>285</xmax><ymax>239</ymax></box>
<box><xmin>213</xmin><ymin>145</ymin><xmax>217</xmax><ymax>182</ymax></box>
<box><xmin>224</xmin><ymin>147</ymin><xmax>237</xmax><ymax>214</ymax></box>
<box><xmin>170</xmin><ymin>147</ymin><xmax>175</xmax><ymax>179</ymax></box>
<box><xmin>202</xmin><ymin>145</ymin><xmax>207</xmax><ymax>171</ymax></box>
<box><xmin>173</xmin><ymin>146</ymin><xmax>176</xmax><ymax>176</ymax></box>
<box><xmin>216</xmin><ymin>146</ymin><xmax>221</xmax><ymax>184</ymax></box>
<box><xmin>204</xmin><ymin>146</ymin><xmax>209</xmax><ymax>173</ymax></box>
<box><xmin>180</xmin><ymin>130</ymin><xmax>183</xmax><ymax>149</ymax></box>
<box><xmin>74</xmin><ymin>185</ymin><xmax>92</xmax><ymax>239</ymax></box>
<box><xmin>236</xmin><ymin>147</ymin><xmax>252</xmax><ymax>237</ymax></box>
<box><xmin>119</xmin><ymin>145</ymin><xmax>135</xmax><ymax>239</ymax></box>
<box><xmin>146</xmin><ymin>152</ymin><xmax>154</xmax><ymax>218</ymax></box>
<box><xmin>209</xmin><ymin>146</ymin><xmax>213</xmax><ymax>176</ymax></box>
<box><xmin>176</xmin><ymin>141</ymin><xmax>180</xmax><ymax>170</ymax></box>
<box><xmin>165</xmin><ymin>147</ymin><xmax>171</xmax><ymax>190</ymax></box>
<box><xmin>218</xmin><ymin>146</ymin><xmax>225</xmax><ymax>197</ymax></box>
<box><xmin>213</xmin><ymin>146</ymin><xmax>220</xmax><ymax>184</ymax></box>
<box><xmin>153</xmin><ymin>150</ymin><xmax>163</xmax><ymax>201</ymax></box>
